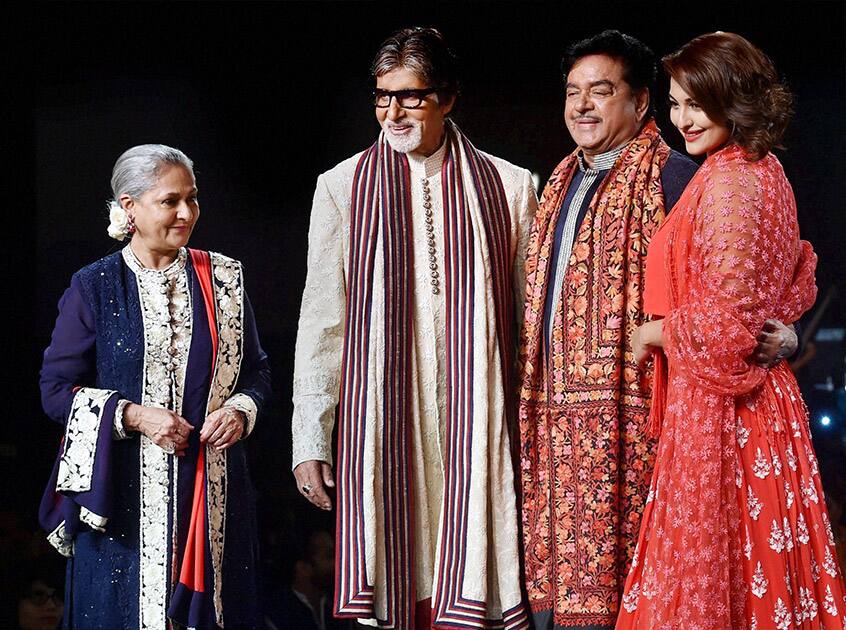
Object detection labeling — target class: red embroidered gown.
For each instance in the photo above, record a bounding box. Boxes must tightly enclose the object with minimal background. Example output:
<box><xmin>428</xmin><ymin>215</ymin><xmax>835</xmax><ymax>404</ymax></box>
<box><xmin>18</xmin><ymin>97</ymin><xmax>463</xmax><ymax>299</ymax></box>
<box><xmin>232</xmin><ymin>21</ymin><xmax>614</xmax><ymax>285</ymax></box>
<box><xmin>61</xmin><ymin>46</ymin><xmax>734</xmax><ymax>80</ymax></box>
<box><xmin>616</xmin><ymin>145</ymin><xmax>846</xmax><ymax>629</ymax></box>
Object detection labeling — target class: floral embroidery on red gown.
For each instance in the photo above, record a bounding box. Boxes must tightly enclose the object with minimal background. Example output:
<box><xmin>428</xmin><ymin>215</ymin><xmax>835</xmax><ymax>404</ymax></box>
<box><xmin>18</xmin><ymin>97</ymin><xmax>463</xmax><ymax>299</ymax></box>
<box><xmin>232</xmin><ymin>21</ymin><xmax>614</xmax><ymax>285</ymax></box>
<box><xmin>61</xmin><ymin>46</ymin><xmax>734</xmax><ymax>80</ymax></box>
<box><xmin>616</xmin><ymin>145</ymin><xmax>846</xmax><ymax>629</ymax></box>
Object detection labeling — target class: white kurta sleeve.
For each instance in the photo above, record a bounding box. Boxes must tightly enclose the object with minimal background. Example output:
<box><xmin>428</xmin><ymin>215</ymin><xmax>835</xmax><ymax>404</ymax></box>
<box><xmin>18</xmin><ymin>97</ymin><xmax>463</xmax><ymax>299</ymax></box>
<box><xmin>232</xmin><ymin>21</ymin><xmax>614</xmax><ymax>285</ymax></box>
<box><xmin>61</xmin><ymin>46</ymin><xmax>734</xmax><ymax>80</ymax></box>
<box><xmin>512</xmin><ymin>168</ymin><xmax>539</xmax><ymax>330</ymax></box>
<box><xmin>292</xmin><ymin>173</ymin><xmax>347</xmax><ymax>470</ymax></box>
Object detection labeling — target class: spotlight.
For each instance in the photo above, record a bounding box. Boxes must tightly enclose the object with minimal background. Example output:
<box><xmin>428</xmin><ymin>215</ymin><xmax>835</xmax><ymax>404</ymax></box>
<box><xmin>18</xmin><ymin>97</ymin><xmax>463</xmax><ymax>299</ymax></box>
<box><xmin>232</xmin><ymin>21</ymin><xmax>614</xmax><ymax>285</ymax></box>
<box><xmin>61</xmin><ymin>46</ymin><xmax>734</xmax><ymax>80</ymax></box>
<box><xmin>819</xmin><ymin>415</ymin><xmax>832</xmax><ymax>427</ymax></box>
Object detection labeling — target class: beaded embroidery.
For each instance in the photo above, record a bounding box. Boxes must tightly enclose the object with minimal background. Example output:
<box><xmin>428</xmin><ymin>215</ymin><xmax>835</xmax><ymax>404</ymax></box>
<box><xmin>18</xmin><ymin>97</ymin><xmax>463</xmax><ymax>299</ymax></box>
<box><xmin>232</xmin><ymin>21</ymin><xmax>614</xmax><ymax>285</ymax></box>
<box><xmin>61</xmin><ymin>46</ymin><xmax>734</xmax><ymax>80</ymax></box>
<box><xmin>204</xmin><ymin>252</ymin><xmax>245</xmax><ymax>623</ymax></box>
<box><xmin>57</xmin><ymin>387</ymin><xmax>118</xmax><ymax>493</ymax></box>
<box><xmin>122</xmin><ymin>246</ymin><xmax>192</xmax><ymax>629</ymax></box>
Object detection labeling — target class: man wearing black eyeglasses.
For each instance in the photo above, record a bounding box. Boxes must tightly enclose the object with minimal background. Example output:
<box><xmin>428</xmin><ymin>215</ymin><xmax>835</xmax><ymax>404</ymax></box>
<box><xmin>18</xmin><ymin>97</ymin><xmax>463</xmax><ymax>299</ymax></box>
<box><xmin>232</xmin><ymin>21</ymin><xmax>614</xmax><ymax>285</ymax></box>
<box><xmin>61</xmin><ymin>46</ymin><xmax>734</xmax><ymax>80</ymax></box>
<box><xmin>373</xmin><ymin>85</ymin><xmax>445</xmax><ymax>155</ymax></box>
<box><xmin>292</xmin><ymin>25</ymin><xmax>537</xmax><ymax>630</ymax></box>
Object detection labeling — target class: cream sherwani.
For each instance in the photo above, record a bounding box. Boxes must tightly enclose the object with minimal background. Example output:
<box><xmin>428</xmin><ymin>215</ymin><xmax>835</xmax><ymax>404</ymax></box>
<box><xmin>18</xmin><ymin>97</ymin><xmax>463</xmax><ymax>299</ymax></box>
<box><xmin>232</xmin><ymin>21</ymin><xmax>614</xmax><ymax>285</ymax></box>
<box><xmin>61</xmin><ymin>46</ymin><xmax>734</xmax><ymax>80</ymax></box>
<box><xmin>293</xmin><ymin>131</ymin><xmax>537</xmax><ymax>628</ymax></box>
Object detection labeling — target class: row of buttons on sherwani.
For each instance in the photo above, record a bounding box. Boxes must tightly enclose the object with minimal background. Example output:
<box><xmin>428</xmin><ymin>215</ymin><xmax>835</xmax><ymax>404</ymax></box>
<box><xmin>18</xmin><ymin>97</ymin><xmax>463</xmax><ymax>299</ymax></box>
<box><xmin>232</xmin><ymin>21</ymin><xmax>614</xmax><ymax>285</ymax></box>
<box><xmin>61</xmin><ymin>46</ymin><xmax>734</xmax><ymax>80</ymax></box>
<box><xmin>422</xmin><ymin>176</ymin><xmax>440</xmax><ymax>295</ymax></box>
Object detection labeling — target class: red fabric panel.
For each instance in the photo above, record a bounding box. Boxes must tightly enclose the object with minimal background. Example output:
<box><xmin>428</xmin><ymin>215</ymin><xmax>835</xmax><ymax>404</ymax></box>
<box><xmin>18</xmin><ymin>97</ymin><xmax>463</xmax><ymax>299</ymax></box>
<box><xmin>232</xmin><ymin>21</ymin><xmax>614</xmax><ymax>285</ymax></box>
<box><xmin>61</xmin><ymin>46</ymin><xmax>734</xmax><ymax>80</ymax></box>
<box><xmin>189</xmin><ymin>249</ymin><xmax>218</xmax><ymax>360</ymax></box>
<box><xmin>174</xmin><ymin>249</ymin><xmax>220</xmax><ymax>592</ymax></box>
<box><xmin>178</xmin><ymin>448</ymin><xmax>207</xmax><ymax>591</ymax></box>
<box><xmin>414</xmin><ymin>598</ymin><xmax>432</xmax><ymax>630</ymax></box>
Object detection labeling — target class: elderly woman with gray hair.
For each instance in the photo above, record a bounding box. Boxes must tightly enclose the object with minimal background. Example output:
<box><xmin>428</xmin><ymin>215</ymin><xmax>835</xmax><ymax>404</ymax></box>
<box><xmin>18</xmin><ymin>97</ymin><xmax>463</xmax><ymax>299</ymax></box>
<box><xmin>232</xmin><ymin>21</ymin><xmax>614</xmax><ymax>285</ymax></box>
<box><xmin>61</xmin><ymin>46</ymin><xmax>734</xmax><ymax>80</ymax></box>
<box><xmin>38</xmin><ymin>144</ymin><xmax>271</xmax><ymax>629</ymax></box>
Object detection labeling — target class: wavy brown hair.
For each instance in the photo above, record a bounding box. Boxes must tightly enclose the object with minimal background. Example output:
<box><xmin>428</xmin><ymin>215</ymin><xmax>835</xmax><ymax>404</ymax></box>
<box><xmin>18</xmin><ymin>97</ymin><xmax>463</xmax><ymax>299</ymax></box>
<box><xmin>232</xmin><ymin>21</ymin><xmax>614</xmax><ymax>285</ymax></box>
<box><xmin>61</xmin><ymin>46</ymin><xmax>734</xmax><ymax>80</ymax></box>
<box><xmin>663</xmin><ymin>32</ymin><xmax>793</xmax><ymax>160</ymax></box>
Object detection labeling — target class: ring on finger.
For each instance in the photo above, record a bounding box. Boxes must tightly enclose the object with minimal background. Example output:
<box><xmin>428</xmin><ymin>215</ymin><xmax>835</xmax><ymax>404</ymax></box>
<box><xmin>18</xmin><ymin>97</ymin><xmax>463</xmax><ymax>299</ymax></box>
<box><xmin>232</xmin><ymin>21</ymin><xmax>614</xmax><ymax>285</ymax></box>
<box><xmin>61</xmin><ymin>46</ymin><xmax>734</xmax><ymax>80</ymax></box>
<box><xmin>302</xmin><ymin>484</ymin><xmax>312</xmax><ymax>494</ymax></box>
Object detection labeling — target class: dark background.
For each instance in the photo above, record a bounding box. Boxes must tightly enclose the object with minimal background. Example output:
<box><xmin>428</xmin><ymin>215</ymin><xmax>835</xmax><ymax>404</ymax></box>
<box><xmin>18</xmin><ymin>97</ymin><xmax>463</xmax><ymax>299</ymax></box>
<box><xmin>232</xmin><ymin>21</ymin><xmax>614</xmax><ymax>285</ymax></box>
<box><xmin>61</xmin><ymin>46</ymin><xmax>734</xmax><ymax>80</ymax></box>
<box><xmin>3</xmin><ymin>0</ymin><xmax>845</xmax><ymax>619</ymax></box>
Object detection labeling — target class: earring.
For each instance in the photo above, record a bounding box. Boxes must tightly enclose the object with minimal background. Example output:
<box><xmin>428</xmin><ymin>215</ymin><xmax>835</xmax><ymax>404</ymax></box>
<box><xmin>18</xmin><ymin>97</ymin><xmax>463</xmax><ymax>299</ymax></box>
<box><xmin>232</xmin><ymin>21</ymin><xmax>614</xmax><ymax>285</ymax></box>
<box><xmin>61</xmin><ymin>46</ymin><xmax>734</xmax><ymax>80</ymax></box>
<box><xmin>127</xmin><ymin>214</ymin><xmax>136</xmax><ymax>235</ymax></box>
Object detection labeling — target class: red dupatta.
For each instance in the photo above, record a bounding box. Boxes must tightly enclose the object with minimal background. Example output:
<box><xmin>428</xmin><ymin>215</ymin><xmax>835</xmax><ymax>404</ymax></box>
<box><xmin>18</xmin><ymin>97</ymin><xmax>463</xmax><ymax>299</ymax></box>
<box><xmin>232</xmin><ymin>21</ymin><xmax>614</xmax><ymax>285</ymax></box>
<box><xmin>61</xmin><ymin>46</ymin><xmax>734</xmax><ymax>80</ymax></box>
<box><xmin>168</xmin><ymin>248</ymin><xmax>219</xmax><ymax>627</ymax></box>
<box><xmin>620</xmin><ymin>145</ymin><xmax>817</xmax><ymax>627</ymax></box>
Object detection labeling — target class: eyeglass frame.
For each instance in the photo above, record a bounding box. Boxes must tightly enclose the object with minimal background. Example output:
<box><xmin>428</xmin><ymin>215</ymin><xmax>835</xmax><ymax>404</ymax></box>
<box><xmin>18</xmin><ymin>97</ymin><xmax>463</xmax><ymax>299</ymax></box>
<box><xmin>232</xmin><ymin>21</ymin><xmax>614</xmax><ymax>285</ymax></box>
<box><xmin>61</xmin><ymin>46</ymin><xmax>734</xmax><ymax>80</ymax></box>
<box><xmin>25</xmin><ymin>585</ymin><xmax>62</xmax><ymax>606</ymax></box>
<box><xmin>372</xmin><ymin>87</ymin><xmax>444</xmax><ymax>110</ymax></box>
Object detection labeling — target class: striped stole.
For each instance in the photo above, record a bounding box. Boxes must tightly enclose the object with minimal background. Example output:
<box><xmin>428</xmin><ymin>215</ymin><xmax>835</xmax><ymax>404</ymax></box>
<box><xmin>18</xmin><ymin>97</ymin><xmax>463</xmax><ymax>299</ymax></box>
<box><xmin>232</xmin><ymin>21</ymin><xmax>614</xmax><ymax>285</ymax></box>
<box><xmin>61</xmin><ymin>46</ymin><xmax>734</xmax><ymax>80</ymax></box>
<box><xmin>335</xmin><ymin>123</ymin><xmax>524</xmax><ymax>628</ymax></box>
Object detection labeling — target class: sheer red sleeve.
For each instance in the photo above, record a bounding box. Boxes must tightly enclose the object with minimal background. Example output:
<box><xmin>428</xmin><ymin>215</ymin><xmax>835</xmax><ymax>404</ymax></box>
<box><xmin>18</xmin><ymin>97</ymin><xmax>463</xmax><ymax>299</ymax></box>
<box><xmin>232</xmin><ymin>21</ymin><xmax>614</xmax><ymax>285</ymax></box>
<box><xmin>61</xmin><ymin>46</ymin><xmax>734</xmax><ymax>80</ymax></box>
<box><xmin>663</xmin><ymin>154</ymin><xmax>816</xmax><ymax>396</ymax></box>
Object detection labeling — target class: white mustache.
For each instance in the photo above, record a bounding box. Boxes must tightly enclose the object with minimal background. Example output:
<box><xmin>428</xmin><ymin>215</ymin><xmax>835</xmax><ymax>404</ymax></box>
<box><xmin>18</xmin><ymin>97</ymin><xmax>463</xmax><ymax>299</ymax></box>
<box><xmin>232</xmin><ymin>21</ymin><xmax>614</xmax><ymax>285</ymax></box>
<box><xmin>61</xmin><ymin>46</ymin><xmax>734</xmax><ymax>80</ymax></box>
<box><xmin>386</xmin><ymin>122</ymin><xmax>419</xmax><ymax>130</ymax></box>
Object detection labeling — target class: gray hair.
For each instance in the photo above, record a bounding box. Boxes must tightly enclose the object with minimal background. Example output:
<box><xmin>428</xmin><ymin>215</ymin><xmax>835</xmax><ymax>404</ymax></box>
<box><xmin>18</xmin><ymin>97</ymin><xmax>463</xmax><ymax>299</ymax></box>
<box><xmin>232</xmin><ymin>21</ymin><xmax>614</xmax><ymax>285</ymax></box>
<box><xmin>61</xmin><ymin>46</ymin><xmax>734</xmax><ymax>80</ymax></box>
<box><xmin>110</xmin><ymin>144</ymin><xmax>194</xmax><ymax>202</ymax></box>
<box><xmin>371</xmin><ymin>27</ymin><xmax>459</xmax><ymax>99</ymax></box>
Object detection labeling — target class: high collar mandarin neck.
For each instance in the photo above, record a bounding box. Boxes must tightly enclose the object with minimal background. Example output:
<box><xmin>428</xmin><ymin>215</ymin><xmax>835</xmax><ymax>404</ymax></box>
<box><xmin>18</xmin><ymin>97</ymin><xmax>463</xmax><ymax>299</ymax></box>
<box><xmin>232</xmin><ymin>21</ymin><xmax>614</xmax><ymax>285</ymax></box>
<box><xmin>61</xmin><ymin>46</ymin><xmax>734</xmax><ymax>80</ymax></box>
<box><xmin>407</xmin><ymin>138</ymin><xmax>449</xmax><ymax>179</ymax></box>
<box><xmin>578</xmin><ymin>143</ymin><xmax>627</xmax><ymax>173</ymax></box>
<box><xmin>122</xmin><ymin>245</ymin><xmax>187</xmax><ymax>277</ymax></box>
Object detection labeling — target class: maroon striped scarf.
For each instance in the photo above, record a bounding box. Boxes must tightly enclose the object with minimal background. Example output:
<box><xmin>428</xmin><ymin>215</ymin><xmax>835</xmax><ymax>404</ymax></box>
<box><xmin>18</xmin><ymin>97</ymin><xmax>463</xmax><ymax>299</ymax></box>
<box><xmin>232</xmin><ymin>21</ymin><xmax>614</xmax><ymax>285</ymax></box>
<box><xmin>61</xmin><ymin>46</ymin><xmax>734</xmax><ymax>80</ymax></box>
<box><xmin>334</xmin><ymin>122</ymin><xmax>527</xmax><ymax>628</ymax></box>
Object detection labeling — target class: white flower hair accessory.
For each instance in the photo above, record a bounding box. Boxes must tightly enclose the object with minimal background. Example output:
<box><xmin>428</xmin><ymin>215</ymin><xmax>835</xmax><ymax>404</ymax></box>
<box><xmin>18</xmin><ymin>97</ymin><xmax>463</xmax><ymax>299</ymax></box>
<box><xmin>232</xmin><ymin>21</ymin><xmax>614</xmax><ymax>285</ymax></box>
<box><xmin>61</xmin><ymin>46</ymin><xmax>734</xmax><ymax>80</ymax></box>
<box><xmin>106</xmin><ymin>200</ymin><xmax>134</xmax><ymax>241</ymax></box>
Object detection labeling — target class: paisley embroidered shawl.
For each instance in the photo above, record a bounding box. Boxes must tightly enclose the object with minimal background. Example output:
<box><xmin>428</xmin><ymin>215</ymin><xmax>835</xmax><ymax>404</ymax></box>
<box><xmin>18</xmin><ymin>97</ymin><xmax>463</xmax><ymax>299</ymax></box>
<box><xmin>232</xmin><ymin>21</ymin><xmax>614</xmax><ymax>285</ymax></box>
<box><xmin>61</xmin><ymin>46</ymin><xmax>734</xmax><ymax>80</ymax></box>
<box><xmin>334</xmin><ymin>122</ymin><xmax>527</xmax><ymax>629</ymax></box>
<box><xmin>519</xmin><ymin>121</ymin><xmax>669</xmax><ymax>627</ymax></box>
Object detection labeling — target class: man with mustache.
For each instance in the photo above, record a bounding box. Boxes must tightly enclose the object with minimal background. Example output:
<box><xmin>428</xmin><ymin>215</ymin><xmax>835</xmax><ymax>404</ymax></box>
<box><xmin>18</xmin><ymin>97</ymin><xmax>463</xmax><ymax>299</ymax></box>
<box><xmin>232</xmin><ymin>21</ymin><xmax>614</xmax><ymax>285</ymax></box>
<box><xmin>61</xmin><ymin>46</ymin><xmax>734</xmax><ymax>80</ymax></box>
<box><xmin>292</xmin><ymin>27</ymin><xmax>536</xmax><ymax>629</ymax></box>
<box><xmin>518</xmin><ymin>30</ymin><xmax>797</xmax><ymax>630</ymax></box>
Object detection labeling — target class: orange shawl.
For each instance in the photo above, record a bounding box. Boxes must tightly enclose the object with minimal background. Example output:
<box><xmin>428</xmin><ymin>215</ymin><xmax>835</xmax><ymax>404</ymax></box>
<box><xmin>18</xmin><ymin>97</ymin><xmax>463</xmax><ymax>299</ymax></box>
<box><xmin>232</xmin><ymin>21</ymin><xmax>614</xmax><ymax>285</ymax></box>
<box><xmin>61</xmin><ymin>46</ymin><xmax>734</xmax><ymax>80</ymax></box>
<box><xmin>519</xmin><ymin>121</ymin><xmax>670</xmax><ymax>626</ymax></box>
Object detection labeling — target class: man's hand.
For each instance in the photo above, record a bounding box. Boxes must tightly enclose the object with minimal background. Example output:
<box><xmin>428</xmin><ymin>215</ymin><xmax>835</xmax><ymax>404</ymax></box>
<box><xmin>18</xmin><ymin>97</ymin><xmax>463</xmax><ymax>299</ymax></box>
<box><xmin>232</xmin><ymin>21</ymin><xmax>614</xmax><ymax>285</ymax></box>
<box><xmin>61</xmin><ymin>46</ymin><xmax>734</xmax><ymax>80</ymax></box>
<box><xmin>293</xmin><ymin>460</ymin><xmax>335</xmax><ymax>511</ymax></box>
<box><xmin>753</xmin><ymin>319</ymin><xmax>798</xmax><ymax>368</ymax></box>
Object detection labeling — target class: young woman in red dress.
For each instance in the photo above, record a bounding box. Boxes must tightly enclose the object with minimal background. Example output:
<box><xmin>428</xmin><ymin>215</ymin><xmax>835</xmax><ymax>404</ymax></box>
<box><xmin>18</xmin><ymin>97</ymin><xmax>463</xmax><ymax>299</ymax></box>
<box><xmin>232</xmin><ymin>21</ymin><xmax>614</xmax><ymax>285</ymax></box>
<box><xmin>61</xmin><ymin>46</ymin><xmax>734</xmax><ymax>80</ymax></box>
<box><xmin>616</xmin><ymin>32</ymin><xmax>846</xmax><ymax>629</ymax></box>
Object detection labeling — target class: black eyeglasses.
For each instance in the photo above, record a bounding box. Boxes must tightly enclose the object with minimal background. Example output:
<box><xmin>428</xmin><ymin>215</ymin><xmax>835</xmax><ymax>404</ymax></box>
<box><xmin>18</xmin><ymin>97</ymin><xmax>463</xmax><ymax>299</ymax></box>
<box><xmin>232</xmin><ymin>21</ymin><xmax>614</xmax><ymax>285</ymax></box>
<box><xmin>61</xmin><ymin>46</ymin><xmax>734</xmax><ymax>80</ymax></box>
<box><xmin>373</xmin><ymin>87</ymin><xmax>440</xmax><ymax>109</ymax></box>
<box><xmin>26</xmin><ymin>586</ymin><xmax>61</xmax><ymax>606</ymax></box>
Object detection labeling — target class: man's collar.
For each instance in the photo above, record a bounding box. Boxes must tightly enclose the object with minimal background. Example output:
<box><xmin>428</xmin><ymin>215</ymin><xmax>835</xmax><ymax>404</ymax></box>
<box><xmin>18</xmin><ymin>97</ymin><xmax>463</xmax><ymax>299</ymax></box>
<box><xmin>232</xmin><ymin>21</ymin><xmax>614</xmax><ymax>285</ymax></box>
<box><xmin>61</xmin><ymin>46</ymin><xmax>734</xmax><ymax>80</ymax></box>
<box><xmin>577</xmin><ymin>142</ymin><xmax>628</xmax><ymax>173</ymax></box>
<box><xmin>407</xmin><ymin>136</ymin><xmax>449</xmax><ymax>178</ymax></box>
